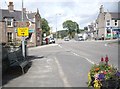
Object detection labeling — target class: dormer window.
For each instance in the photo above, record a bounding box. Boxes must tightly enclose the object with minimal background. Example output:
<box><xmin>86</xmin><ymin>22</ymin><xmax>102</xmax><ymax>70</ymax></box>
<box><xmin>5</xmin><ymin>18</ymin><xmax>13</xmax><ymax>27</ymax></box>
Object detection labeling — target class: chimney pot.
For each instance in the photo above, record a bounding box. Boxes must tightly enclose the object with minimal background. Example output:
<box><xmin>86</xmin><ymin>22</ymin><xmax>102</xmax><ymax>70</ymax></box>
<box><xmin>23</xmin><ymin>8</ymin><xmax>26</xmax><ymax>13</ymax></box>
<box><xmin>8</xmin><ymin>2</ymin><xmax>14</xmax><ymax>12</ymax></box>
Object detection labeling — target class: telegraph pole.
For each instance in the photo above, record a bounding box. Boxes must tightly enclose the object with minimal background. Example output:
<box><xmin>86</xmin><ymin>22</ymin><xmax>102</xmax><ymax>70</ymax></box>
<box><xmin>21</xmin><ymin>0</ymin><xmax>25</xmax><ymax>58</ymax></box>
<box><xmin>55</xmin><ymin>13</ymin><xmax>61</xmax><ymax>40</ymax></box>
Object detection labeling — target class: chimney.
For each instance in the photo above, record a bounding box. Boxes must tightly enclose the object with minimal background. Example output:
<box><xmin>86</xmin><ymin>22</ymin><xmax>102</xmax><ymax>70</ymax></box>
<box><xmin>8</xmin><ymin>2</ymin><xmax>14</xmax><ymax>12</ymax></box>
<box><xmin>100</xmin><ymin>5</ymin><xmax>104</xmax><ymax>13</ymax></box>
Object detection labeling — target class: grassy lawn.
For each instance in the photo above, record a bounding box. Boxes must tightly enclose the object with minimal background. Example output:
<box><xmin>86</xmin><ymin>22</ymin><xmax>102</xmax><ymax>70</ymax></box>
<box><xmin>108</xmin><ymin>40</ymin><xmax>120</xmax><ymax>45</ymax></box>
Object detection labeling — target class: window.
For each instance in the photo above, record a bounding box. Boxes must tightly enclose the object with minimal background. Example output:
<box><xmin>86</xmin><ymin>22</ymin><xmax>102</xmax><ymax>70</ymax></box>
<box><xmin>7</xmin><ymin>32</ymin><xmax>12</xmax><ymax>42</ymax></box>
<box><xmin>6</xmin><ymin>18</ymin><xmax>13</xmax><ymax>27</ymax></box>
<box><xmin>115</xmin><ymin>20</ymin><xmax>117</xmax><ymax>26</ymax></box>
<box><xmin>107</xmin><ymin>20</ymin><xmax>110</xmax><ymax>22</ymax></box>
<box><xmin>115</xmin><ymin>23</ymin><xmax>117</xmax><ymax>26</ymax></box>
<box><xmin>106</xmin><ymin>20</ymin><xmax>110</xmax><ymax>26</ymax></box>
<box><xmin>107</xmin><ymin>23</ymin><xmax>110</xmax><ymax>26</ymax></box>
<box><xmin>115</xmin><ymin>20</ymin><xmax>117</xmax><ymax>22</ymax></box>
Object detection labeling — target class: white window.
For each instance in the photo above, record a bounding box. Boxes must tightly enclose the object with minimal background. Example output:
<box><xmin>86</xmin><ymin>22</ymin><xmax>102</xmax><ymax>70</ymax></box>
<box><xmin>5</xmin><ymin>18</ymin><xmax>13</xmax><ymax>27</ymax></box>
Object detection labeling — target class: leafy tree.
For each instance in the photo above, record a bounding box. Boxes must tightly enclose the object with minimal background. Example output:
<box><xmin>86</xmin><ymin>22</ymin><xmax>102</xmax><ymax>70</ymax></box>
<box><xmin>84</xmin><ymin>26</ymin><xmax>88</xmax><ymax>31</ymax></box>
<box><xmin>62</xmin><ymin>20</ymin><xmax>79</xmax><ymax>38</ymax></box>
<box><xmin>75</xmin><ymin>23</ymin><xmax>80</xmax><ymax>34</ymax></box>
<box><xmin>41</xmin><ymin>18</ymin><xmax>50</xmax><ymax>37</ymax></box>
<box><xmin>57</xmin><ymin>30</ymin><xmax>69</xmax><ymax>39</ymax></box>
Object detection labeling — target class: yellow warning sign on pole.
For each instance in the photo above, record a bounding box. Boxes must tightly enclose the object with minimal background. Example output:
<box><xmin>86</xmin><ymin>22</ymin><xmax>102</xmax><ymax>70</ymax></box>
<box><xmin>17</xmin><ymin>27</ymin><xmax>29</xmax><ymax>36</ymax></box>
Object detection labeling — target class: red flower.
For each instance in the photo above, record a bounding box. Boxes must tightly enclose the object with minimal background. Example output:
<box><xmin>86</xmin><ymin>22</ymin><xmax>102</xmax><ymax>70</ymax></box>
<box><xmin>109</xmin><ymin>70</ymin><xmax>112</xmax><ymax>72</ymax></box>
<box><xmin>101</xmin><ymin>57</ymin><xmax>104</xmax><ymax>62</ymax></box>
<box><xmin>103</xmin><ymin>71</ymin><xmax>107</xmax><ymax>75</ymax></box>
<box><xmin>105</xmin><ymin>55</ymin><xmax>109</xmax><ymax>62</ymax></box>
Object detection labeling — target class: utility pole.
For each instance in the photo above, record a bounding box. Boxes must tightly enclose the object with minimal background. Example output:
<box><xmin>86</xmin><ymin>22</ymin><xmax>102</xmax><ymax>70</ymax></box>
<box><xmin>56</xmin><ymin>14</ymin><xmax>58</xmax><ymax>40</ymax></box>
<box><xmin>21</xmin><ymin>0</ymin><xmax>25</xmax><ymax>58</ymax></box>
<box><xmin>55</xmin><ymin>13</ymin><xmax>61</xmax><ymax>40</ymax></box>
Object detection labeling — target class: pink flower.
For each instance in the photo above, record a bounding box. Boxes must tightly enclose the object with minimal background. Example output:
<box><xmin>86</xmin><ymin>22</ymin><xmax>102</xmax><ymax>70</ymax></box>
<box><xmin>103</xmin><ymin>71</ymin><xmax>107</xmax><ymax>75</ymax></box>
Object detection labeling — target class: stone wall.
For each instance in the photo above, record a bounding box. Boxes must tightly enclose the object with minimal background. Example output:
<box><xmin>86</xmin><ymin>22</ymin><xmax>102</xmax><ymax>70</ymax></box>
<box><xmin>0</xmin><ymin>22</ymin><xmax>6</xmax><ymax>43</ymax></box>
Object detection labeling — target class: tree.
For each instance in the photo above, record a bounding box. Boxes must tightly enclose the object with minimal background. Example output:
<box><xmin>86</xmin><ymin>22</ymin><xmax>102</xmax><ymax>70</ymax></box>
<box><xmin>57</xmin><ymin>30</ymin><xmax>69</xmax><ymax>39</ymax></box>
<box><xmin>75</xmin><ymin>23</ymin><xmax>80</xmax><ymax>34</ymax></box>
<box><xmin>84</xmin><ymin>26</ymin><xmax>88</xmax><ymax>31</ymax></box>
<box><xmin>41</xmin><ymin>18</ymin><xmax>50</xmax><ymax>37</ymax></box>
<box><xmin>62</xmin><ymin>20</ymin><xmax>79</xmax><ymax>38</ymax></box>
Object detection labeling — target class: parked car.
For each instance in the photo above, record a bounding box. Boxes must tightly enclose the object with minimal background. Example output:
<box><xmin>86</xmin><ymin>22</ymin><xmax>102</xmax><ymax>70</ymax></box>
<box><xmin>49</xmin><ymin>38</ymin><xmax>55</xmax><ymax>44</ymax></box>
<box><xmin>64</xmin><ymin>37</ymin><xmax>69</xmax><ymax>41</ymax></box>
<box><xmin>42</xmin><ymin>38</ymin><xmax>46</xmax><ymax>45</ymax></box>
<box><xmin>78</xmin><ymin>36</ymin><xmax>84</xmax><ymax>41</ymax></box>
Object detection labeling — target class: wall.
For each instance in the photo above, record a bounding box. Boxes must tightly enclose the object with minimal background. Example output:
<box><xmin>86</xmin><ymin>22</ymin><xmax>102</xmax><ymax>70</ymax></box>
<box><xmin>0</xmin><ymin>22</ymin><xmax>6</xmax><ymax>43</ymax></box>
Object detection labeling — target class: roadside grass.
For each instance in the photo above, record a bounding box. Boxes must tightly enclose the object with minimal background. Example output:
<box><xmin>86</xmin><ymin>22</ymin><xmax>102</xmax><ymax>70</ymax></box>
<box><xmin>108</xmin><ymin>40</ymin><xmax>120</xmax><ymax>45</ymax></box>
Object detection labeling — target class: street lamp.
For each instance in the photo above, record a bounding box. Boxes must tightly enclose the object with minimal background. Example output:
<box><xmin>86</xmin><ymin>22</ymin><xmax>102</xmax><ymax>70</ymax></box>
<box><xmin>55</xmin><ymin>13</ymin><xmax>61</xmax><ymax>40</ymax></box>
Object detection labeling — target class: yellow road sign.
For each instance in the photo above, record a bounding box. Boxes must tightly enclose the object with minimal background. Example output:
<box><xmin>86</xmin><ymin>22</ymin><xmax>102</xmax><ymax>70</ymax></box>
<box><xmin>17</xmin><ymin>27</ymin><xmax>29</xmax><ymax>36</ymax></box>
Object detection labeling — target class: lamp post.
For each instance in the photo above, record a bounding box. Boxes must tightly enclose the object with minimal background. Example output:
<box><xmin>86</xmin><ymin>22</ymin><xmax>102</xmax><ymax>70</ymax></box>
<box><xmin>55</xmin><ymin>13</ymin><xmax>61</xmax><ymax>40</ymax></box>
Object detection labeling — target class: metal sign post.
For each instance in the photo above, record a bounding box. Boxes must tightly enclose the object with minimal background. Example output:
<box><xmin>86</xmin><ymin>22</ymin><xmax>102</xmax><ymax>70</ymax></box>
<box><xmin>22</xmin><ymin>0</ymin><xmax>25</xmax><ymax>58</ymax></box>
<box><xmin>22</xmin><ymin>38</ymin><xmax>24</xmax><ymax>57</ymax></box>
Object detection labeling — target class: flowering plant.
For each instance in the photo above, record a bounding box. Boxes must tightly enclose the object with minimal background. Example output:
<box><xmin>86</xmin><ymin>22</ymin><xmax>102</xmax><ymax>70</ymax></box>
<box><xmin>88</xmin><ymin>56</ymin><xmax>120</xmax><ymax>89</ymax></box>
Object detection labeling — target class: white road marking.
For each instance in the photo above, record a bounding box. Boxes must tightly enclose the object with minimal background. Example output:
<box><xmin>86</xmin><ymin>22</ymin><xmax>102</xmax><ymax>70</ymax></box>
<box><xmin>54</xmin><ymin>57</ymin><xmax>72</xmax><ymax>87</ymax></box>
<box><xmin>105</xmin><ymin>43</ymin><xmax>108</xmax><ymax>46</ymax></box>
<box><xmin>72</xmin><ymin>52</ymin><xmax>80</xmax><ymax>57</ymax></box>
<box><xmin>58</xmin><ymin>45</ymin><xmax>62</xmax><ymax>48</ymax></box>
<box><xmin>71</xmin><ymin>52</ymin><xmax>95</xmax><ymax>65</ymax></box>
<box><xmin>58</xmin><ymin>44</ymin><xmax>95</xmax><ymax>65</ymax></box>
<box><xmin>84</xmin><ymin>57</ymin><xmax>95</xmax><ymax>64</ymax></box>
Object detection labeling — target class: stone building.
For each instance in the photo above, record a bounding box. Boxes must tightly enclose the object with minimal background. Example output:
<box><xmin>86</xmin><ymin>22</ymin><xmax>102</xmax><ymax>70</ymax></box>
<box><xmin>95</xmin><ymin>5</ymin><xmax>120</xmax><ymax>39</ymax></box>
<box><xmin>0</xmin><ymin>2</ymin><xmax>42</xmax><ymax>47</ymax></box>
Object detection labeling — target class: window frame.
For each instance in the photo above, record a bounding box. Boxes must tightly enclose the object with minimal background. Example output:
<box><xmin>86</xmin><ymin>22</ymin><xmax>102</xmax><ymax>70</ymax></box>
<box><xmin>5</xmin><ymin>18</ymin><xmax>14</xmax><ymax>27</ymax></box>
<box><xmin>106</xmin><ymin>20</ymin><xmax>110</xmax><ymax>26</ymax></box>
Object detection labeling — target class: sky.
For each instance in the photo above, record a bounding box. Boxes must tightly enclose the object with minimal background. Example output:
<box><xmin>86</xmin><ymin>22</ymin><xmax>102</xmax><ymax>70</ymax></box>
<box><xmin>0</xmin><ymin>0</ymin><xmax>119</xmax><ymax>32</ymax></box>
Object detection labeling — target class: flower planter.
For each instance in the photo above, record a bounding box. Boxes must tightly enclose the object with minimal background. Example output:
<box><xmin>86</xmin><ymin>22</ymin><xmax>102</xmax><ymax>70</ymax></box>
<box><xmin>88</xmin><ymin>56</ymin><xmax>120</xmax><ymax>89</ymax></box>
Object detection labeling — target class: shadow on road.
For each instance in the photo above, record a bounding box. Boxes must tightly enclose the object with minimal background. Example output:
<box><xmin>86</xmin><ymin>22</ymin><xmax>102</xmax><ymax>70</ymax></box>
<box><xmin>27</xmin><ymin>55</ymin><xmax>44</xmax><ymax>61</ymax></box>
<box><xmin>2</xmin><ymin>55</ymin><xmax>44</xmax><ymax>86</ymax></box>
<box><xmin>2</xmin><ymin>61</ymin><xmax>32</xmax><ymax>86</ymax></box>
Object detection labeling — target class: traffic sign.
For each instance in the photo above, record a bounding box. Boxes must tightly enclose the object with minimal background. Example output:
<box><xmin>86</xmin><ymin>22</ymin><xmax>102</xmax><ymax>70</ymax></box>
<box><xmin>16</xmin><ymin>21</ymin><xmax>30</xmax><ymax>27</ymax></box>
<box><xmin>17</xmin><ymin>27</ymin><xmax>29</xmax><ymax>36</ymax></box>
<box><xmin>15</xmin><ymin>29</ymin><xmax>34</xmax><ymax>33</ymax></box>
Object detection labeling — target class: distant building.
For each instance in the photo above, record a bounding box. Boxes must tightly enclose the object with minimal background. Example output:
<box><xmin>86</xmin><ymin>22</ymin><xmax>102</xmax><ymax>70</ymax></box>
<box><xmin>95</xmin><ymin>5</ymin><xmax>120</xmax><ymax>39</ymax></box>
<box><xmin>0</xmin><ymin>2</ymin><xmax>42</xmax><ymax>47</ymax></box>
<box><xmin>87</xmin><ymin>23</ymin><xmax>96</xmax><ymax>39</ymax></box>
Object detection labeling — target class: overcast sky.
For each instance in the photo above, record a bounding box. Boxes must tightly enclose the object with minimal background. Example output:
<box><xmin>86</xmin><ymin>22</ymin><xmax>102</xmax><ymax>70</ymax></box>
<box><xmin>1</xmin><ymin>0</ymin><xmax>119</xmax><ymax>32</ymax></box>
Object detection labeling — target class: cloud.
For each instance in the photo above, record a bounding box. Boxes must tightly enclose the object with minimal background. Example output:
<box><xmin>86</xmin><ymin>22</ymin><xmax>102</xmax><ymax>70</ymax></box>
<box><xmin>1</xmin><ymin>0</ymin><xmax>119</xmax><ymax>32</ymax></box>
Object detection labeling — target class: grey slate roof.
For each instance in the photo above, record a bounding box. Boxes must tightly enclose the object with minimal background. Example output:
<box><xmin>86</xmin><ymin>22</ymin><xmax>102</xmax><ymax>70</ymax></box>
<box><xmin>0</xmin><ymin>9</ymin><xmax>36</xmax><ymax>21</ymax></box>
<box><xmin>110</xmin><ymin>12</ymin><xmax>120</xmax><ymax>19</ymax></box>
<box><xmin>27</xmin><ymin>13</ymin><xmax>36</xmax><ymax>19</ymax></box>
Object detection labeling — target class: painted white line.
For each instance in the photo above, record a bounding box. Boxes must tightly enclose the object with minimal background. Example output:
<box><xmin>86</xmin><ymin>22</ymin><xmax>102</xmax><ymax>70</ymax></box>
<box><xmin>54</xmin><ymin>57</ymin><xmax>72</xmax><ymax>87</ymax></box>
<box><xmin>58</xmin><ymin>44</ymin><xmax>95</xmax><ymax>65</ymax></box>
<box><xmin>71</xmin><ymin>52</ymin><xmax>95</xmax><ymax>65</ymax></box>
<box><xmin>84</xmin><ymin>57</ymin><xmax>95</xmax><ymax>64</ymax></box>
<box><xmin>58</xmin><ymin>45</ymin><xmax>62</xmax><ymax>48</ymax></box>
<box><xmin>72</xmin><ymin>52</ymin><xmax>80</xmax><ymax>57</ymax></box>
<box><xmin>105</xmin><ymin>43</ymin><xmax>108</xmax><ymax>46</ymax></box>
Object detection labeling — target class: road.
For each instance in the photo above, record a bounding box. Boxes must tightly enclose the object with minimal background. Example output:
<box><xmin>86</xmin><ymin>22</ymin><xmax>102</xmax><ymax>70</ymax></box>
<box><xmin>3</xmin><ymin>40</ymin><xmax>119</xmax><ymax>87</ymax></box>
